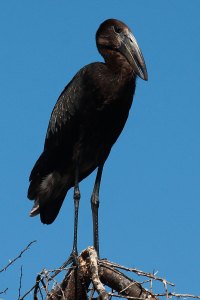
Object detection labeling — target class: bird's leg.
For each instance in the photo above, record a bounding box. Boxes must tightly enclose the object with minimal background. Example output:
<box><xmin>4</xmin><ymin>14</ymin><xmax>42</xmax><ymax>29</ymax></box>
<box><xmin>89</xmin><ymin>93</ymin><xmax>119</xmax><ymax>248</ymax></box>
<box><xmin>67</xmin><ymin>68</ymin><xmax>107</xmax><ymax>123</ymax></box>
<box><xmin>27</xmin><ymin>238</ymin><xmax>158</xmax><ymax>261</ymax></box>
<box><xmin>66</xmin><ymin>163</ymin><xmax>80</xmax><ymax>267</ymax></box>
<box><xmin>72</xmin><ymin>165</ymin><xmax>80</xmax><ymax>257</ymax></box>
<box><xmin>91</xmin><ymin>164</ymin><xmax>104</xmax><ymax>257</ymax></box>
<box><xmin>67</xmin><ymin>164</ymin><xmax>80</xmax><ymax>300</ymax></box>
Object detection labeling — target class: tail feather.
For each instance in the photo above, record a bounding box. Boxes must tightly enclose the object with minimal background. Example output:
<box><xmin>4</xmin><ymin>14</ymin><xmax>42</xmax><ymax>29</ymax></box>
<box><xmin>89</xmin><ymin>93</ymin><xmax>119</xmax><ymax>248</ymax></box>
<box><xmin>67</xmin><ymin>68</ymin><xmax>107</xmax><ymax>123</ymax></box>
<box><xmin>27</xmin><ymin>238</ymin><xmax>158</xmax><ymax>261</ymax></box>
<box><xmin>29</xmin><ymin>200</ymin><xmax>40</xmax><ymax>217</ymax></box>
<box><xmin>28</xmin><ymin>149</ymin><xmax>73</xmax><ymax>224</ymax></box>
<box><xmin>40</xmin><ymin>190</ymin><xmax>67</xmax><ymax>224</ymax></box>
<box><xmin>28</xmin><ymin>171</ymin><xmax>70</xmax><ymax>224</ymax></box>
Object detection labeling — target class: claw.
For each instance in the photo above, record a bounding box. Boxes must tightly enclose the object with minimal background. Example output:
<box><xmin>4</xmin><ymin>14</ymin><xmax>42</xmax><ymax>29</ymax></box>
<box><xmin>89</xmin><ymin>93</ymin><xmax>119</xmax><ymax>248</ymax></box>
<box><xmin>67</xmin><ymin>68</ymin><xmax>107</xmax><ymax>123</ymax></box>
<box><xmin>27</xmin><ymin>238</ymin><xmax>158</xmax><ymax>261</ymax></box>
<box><xmin>70</xmin><ymin>250</ymin><xmax>79</xmax><ymax>267</ymax></box>
<box><xmin>61</xmin><ymin>250</ymin><xmax>79</xmax><ymax>269</ymax></box>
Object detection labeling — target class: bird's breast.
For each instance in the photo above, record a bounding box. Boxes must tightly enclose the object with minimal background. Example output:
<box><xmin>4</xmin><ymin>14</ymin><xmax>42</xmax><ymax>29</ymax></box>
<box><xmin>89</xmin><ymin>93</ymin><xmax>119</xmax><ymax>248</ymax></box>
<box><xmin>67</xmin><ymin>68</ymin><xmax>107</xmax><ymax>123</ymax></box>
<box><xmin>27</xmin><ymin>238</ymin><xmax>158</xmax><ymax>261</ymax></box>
<box><xmin>66</xmin><ymin>64</ymin><xmax>136</xmax><ymax>178</ymax></box>
<box><xmin>77</xmin><ymin>92</ymin><xmax>134</xmax><ymax>170</ymax></box>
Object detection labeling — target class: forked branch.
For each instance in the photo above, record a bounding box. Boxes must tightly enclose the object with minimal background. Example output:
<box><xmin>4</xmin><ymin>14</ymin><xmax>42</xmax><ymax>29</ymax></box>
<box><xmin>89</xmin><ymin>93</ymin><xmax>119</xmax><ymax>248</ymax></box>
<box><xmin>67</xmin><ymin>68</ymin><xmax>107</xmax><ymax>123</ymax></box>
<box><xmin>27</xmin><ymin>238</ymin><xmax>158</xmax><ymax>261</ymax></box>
<box><xmin>20</xmin><ymin>246</ymin><xmax>200</xmax><ymax>300</ymax></box>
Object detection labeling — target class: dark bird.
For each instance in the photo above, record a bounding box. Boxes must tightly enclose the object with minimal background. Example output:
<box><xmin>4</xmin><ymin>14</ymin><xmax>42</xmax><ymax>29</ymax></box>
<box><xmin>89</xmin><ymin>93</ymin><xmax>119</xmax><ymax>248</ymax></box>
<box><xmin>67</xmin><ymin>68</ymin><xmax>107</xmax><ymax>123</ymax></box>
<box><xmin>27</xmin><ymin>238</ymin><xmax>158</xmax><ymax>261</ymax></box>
<box><xmin>28</xmin><ymin>19</ymin><xmax>148</xmax><ymax>257</ymax></box>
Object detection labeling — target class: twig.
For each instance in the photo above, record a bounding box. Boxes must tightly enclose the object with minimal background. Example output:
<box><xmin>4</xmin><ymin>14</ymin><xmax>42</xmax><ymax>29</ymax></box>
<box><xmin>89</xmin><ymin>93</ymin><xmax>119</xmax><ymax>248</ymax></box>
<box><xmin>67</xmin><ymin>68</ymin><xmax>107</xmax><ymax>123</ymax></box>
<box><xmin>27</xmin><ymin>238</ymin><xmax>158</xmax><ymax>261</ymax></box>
<box><xmin>19</xmin><ymin>246</ymin><xmax>200</xmax><ymax>300</ymax></box>
<box><xmin>163</xmin><ymin>279</ymin><xmax>168</xmax><ymax>300</ymax></box>
<box><xmin>18</xmin><ymin>265</ymin><xmax>23</xmax><ymax>300</ymax></box>
<box><xmin>88</xmin><ymin>285</ymin><xmax>95</xmax><ymax>300</ymax></box>
<box><xmin>38</xmin><ymin>287</ymin><xmax>44</xmax><ymax>300</ymax></box>
<box><xmin>0</xmin><ymin>240</ymin><xmax>36</xmax><ymax>273</ymax></box>
<box><xmin>100</xmin><ymin>260</ymin><xmax>175</xmax><ymax>287</ymax></box>
<box><xmin>108</xmin><ymin>293</ymin><xmax>145</xmax><ymax>299</ymax></box>
<box><xmin>27</xmin><ymin>257</ymin><xmax>75</xmax><ymax>299</ymax></box>
<box><xmin>0</xmin><ymin>287</ymin><xmax>8</xmax><ymax>295</ymax></box>
<box><xmin>50</xmin><ymin>257</ymin><xmax>75</xmax><ymax>279</ymax></box>
<box><xmin>44</xmin><ymin>266</ymin><xmax>74</xmax><ymax>273</ymax></box>
<box><xmin>119</xmin><ymin>281</ymin><xmax>137</xmax><ymax>294</ymax></box>
<box><xmin>154</xmin><ymin>293</ymin><xmax>200</xmax><ymax>299</ymax></box>
<box><xmin>20</xmin><ymin>283</ymin><xmax>37</xmax><ymax>300</ymax></box>
<box><xmin>40</xmin><ymin>277</ymin><xmax>49</xmax><ymax>296</ymax></box>
<box><xmin>20</xmin><ymin>267</ymin><xmax>67</xmax><ymax>300</ymax></box>
<box><xmin>42</xmin><ymin>268</ymin><xmax>65</xmax><ymax>299</ymax></box>
<box><xmin>137</xmin><ymin>279</ymin><xmax>151</xmax><ymax>285</ymax></box>
<box><xmin>34</xmin><ymin>274</ymin><xmax>41</xmax><ymax>300</ymax></box>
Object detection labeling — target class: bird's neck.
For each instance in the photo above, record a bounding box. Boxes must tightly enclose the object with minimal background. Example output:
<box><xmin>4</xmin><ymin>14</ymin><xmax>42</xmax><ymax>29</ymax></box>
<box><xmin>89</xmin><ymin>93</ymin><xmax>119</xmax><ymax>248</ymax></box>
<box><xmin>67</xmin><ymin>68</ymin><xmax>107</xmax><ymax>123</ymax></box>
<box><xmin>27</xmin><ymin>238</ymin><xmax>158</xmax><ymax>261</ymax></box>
<box><xmin>102</xmin><ymin>50</ymin><xmax>135</xmax><ymax>79</ymax></box>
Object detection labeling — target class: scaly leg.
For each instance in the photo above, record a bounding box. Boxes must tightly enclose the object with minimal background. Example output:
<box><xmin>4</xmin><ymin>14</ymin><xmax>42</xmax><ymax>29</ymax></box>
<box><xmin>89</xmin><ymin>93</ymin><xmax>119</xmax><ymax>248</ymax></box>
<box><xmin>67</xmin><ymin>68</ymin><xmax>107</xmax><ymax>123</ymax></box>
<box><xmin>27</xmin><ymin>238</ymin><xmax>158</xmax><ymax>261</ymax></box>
<box><xmin>65</xmin><ymin>163</ymin><xmax>80</xmax><ymax>266</ymax></box>
<box><xmin>72</xmin><ymin>165</ymin><xmax>80</xmax><ymax>257</ymax></box>
<box><xmin>91</xmin><ymin>164</ymin><xmax>104</xmax><ymax>257</ymax></box>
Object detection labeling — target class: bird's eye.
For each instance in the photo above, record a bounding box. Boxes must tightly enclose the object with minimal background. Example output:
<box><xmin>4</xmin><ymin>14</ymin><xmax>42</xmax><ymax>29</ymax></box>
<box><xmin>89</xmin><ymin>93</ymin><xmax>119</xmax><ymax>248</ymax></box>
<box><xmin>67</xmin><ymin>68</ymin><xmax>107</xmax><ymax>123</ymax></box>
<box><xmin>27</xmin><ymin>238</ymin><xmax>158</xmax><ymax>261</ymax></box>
<box><xmin>113</xmin><ymin>26</ymin><xmax>123</xmax><ymax>34</ymax></box>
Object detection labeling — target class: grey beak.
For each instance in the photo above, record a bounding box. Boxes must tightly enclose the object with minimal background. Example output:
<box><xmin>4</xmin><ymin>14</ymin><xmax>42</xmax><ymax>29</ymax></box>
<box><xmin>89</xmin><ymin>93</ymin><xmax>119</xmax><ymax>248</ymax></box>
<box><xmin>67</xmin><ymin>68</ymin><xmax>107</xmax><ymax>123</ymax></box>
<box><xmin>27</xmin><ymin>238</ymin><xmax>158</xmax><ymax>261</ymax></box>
<box><xmin>119</xmin><ymin>31</ymin><xmax>148</xmax><ymax>81</ymax></box>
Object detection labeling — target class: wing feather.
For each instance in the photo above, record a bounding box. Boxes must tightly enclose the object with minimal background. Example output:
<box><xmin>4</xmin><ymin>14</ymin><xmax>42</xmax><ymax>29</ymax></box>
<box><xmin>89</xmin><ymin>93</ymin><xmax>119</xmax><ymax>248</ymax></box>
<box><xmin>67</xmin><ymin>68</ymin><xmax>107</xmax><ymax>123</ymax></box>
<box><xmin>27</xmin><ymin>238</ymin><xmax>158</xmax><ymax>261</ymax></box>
<box><xmin>44</xmin><ymin>68</ymin><xmax>87</xmax><ymax>150</ymax></box>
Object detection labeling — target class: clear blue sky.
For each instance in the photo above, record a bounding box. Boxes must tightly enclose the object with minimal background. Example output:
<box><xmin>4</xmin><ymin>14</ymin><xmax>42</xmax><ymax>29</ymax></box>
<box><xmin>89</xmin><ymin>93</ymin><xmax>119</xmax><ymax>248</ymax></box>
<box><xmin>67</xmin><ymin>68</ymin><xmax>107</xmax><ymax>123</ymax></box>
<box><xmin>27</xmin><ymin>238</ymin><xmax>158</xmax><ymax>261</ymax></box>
<box><xmin>1</xmin><ymin>1</ymin><xmax>200</xmax><ymax>299</ymax></box>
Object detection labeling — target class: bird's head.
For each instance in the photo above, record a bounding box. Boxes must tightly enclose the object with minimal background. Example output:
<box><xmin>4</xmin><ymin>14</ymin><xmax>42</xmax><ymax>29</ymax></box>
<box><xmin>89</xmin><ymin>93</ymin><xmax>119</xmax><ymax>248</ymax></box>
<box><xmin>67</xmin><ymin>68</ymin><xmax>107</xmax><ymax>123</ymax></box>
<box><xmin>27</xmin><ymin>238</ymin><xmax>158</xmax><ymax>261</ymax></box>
<box><xmin>96</xmin><ymin>19</ymin><xmax>148</xmax><ymax>81</ymax></box>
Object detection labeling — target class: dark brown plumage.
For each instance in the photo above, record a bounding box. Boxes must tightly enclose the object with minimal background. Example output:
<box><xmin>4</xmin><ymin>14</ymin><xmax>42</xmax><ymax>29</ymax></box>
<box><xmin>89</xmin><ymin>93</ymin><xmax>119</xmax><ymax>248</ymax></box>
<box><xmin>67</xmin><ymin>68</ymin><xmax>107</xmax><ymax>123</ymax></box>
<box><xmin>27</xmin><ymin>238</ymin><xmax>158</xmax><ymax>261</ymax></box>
<box><xmin>28</xmin><ymin>19</ymin><xmax>147</xmax><ymax>255</ymax></box>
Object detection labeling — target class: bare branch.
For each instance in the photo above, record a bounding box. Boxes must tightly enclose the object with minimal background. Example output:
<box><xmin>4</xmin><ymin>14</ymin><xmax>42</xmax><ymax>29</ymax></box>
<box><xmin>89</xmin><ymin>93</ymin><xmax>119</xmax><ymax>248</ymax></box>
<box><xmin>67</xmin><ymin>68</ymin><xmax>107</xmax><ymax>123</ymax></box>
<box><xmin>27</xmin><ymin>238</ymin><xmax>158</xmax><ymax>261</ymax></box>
<box><xmin>155</xmin><ymin>293</ymin><xmax>200</xmax><ymax>299</ymax></box>
<box><xmin>108</xmin><ymin>293</ymin><xmax>149</xmax><ymax>299</ymax></box>
<box><xmin>34</xmin><ymin>274</ymin><xmax>41</xmax><ymax>300</ymax></box>
<box><xmin>0</xmin><ymin>240</ymin><xmax>36</xmax><ymax>273</ymax></box>
<box><xmin>19</xmin><ymin>266</ymin><xmax>74</xmax><ymax>300</ymax></box>
<box><xmin>20</xmin><ymin>283</ymin><xmax>36</xmax><ymax>300</ymax></box>
<box><xmin>88</xmin><ymin>246</ymin><xmax>109</xmax><ymax>300</ymax></box>
<box><xmin>18</xmin><ymin>265</ymin><xmax>23</xmax><ymax>300</ymax></box>
<box><xmin>100</xmin><ymin>260</ymin><xmax>175</xmax><ymax>287</ymax></box>
<box><xmin>0</xmin><ymin>287</ymin><xmax>8</xmax><ymax>295</ymax></box>
<box><xmin>88</xmin><ymin>285</ymin><xmax>95</xmax><ymax>300</ymax></box>
<box><xmin>19</xmin><ymin>246</ymin><xmax>200</xmax><ymax>300</ymax></box>
<box><xmin>19</xmin><ymin>273</ymin><xmax>41</xmax><ymax>300</ymax></box>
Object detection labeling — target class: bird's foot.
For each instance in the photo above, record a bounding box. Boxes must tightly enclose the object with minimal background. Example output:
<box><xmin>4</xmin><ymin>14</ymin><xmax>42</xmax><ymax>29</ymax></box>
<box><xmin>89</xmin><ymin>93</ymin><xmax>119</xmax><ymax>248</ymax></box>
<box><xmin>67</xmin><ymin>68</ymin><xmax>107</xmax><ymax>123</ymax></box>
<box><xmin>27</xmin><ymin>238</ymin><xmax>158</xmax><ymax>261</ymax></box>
<box><xmin>64</xmin><ymin>249</ymin><xmax>79</xmax><ymax>268</ymax></box>
<box><xmin>70</xmin><ymin>249</ymin><xmax>79</xmax><ymax>267</ymax></box>
<box><xmin>51</xmin><ymin>250</ymin><xmax>79</xmax><ymax>278</ymax></box>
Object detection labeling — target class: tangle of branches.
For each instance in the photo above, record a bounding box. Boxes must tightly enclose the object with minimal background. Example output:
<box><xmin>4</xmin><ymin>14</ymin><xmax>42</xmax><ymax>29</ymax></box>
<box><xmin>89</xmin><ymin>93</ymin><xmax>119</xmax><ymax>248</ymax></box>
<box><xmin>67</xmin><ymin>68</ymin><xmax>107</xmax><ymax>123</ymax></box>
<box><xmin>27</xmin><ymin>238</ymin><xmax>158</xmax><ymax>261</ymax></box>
<box><xmin>18</xmin><ymin>246</ymin><xmax>200</xmax><ymax>300</ymax></box>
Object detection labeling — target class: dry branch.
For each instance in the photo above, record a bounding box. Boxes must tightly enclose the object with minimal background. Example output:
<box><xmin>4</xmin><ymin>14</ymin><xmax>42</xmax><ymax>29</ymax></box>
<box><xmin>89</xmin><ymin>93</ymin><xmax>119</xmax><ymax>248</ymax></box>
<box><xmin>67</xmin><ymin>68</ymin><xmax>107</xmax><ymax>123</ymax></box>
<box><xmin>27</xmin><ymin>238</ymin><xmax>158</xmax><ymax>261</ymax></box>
<box><xmin>20</xmin><ymin>246</ymin><xmax>200</xmax><ymax>300</ymax></box>
<box><xmin>18</xmin><ymin>265</ymin><xmax>23</xmax><ymax>300</ymax></box>
<box><xmin>0</xmin><ymin>240</ymin><xmax>36</xmax><ymax>273</ymax></box>
<box><xmin>155</xmin><ymin>293</ymin><xmax>200</xmax><ymax>299</ymax></box>
<box><xmin>0</xmin><ymin>241</ymin><xmax>36</xmax><ymax>299</ymax></box>
<box><xmin>45</xmin><ymin>247</ymin><xmax>156</xmax><ymax>300</ymax></box>
<box><xmin>0</xmin><ymin>287</ymin><xmax>8</xmax><ymax>295</ymax></box>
